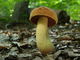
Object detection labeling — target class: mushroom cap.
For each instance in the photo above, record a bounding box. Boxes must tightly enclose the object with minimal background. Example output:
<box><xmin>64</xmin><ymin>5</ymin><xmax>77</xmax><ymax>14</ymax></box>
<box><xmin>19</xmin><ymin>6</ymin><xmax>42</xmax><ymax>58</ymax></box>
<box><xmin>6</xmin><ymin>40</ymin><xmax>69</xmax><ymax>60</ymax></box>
<box><xmin>29</xmin><ymin>7</ymin><xmax>58</xmax><ymax>27</ymax></box>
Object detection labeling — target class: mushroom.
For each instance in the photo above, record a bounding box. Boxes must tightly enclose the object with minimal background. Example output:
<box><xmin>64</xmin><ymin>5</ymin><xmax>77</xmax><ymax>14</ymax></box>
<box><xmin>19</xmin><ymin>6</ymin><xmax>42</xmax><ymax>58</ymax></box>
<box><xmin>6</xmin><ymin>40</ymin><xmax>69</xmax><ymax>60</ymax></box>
<box><xmin>29</xmin><ymin>7</ymin><xmax>58</xmax><ymax>54</ymax></box>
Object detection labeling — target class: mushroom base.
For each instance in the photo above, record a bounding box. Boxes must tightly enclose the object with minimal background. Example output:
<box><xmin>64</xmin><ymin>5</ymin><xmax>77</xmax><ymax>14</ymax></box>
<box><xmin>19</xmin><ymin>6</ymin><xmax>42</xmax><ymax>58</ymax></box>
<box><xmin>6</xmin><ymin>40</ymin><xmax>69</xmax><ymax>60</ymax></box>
<box><xmin>36</xmin><ymin>17</ymin><xmax>54</xmax><ymax>54</ymax></box>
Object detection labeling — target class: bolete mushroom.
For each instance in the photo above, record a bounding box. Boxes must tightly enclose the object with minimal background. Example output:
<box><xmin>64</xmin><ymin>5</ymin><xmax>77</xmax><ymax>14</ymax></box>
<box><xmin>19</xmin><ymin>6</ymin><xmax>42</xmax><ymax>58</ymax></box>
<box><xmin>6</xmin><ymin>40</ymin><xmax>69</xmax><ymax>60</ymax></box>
<box><xmin>29</xmin><ymin>7</ymin><xmax>58</xmax><ymax>54</ymax></box>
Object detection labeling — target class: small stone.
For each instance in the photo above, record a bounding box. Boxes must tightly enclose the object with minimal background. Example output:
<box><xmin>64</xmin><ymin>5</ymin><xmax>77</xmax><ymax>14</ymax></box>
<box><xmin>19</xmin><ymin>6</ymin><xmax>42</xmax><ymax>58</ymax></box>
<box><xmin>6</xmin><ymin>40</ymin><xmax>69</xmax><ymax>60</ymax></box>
<box><xmin>33</xmin><ymin>56</ymin><xmax>42</xmax><ymax>60</ymax></box>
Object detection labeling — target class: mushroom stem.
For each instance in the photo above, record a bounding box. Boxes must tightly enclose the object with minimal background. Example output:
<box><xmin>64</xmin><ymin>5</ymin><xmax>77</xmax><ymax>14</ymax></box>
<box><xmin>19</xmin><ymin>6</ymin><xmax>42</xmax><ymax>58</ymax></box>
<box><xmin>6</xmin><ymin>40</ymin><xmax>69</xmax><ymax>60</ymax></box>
<box><xmin>36</xmin><ymin>17</ymin><xmax>54</xmax><ymax>54</ymax></box>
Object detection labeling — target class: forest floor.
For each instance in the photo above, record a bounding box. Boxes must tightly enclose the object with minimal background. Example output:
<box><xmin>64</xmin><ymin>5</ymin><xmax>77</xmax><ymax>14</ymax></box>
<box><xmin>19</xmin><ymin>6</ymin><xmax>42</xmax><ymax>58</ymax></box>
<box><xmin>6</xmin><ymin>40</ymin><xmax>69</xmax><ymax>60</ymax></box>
<box><xmin>0</xmin><ymin>21</ymin><xmax>80</xmax><ymax>60</ymax></box>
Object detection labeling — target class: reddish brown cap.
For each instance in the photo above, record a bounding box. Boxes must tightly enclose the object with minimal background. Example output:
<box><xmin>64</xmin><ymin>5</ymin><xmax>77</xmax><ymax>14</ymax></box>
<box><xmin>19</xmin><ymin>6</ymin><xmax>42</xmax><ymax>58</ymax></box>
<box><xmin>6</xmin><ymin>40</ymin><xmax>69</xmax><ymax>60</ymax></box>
<box><xmin>29</xmin><ymin>7</ymin><xmax>58</xmax><ymax>27</ymax></box>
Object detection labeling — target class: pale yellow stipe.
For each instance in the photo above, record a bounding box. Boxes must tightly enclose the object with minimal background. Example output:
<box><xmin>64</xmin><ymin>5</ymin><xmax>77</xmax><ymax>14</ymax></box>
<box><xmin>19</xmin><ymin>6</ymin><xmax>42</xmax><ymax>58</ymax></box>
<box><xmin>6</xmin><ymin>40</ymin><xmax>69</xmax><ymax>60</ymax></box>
<box><xmin>36</xmin><ymin>17</ymin><xmax>54</xmax><ymax>54</ymax></box>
